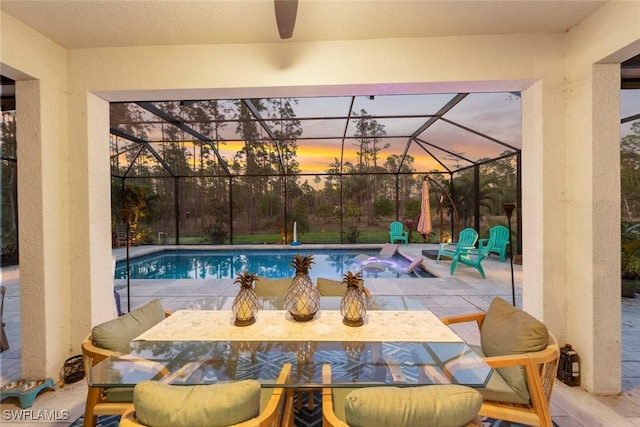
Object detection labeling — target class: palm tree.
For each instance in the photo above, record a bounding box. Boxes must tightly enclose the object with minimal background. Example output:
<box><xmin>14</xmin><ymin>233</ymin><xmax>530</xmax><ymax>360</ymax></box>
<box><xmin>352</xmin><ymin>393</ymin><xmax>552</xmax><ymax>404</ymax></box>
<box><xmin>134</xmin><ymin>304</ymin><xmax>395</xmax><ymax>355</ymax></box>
<box><xmin>451</xmin><ymin>171</ymin><xmax>497</xmax><ymax>228</ymax></box>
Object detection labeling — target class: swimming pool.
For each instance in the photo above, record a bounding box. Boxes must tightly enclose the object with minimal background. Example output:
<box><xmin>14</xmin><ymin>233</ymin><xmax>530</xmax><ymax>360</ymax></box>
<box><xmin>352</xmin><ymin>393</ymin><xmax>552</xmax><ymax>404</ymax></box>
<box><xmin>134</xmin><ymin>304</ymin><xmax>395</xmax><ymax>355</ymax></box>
<box><xmin>115</xmin><ymin>249</ymin><xmax>433</xmax><ymax>280</ymax></box>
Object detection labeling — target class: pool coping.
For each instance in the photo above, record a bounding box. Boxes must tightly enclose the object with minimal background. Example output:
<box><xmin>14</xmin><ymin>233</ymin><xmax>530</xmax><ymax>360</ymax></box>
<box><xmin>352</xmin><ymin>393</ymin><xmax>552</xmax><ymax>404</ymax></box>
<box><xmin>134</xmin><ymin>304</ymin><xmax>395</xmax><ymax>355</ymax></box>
<box><xmin>112</xmin><ymin>243</ymin><xmax>396</xmax><ymax>262</ymax></box>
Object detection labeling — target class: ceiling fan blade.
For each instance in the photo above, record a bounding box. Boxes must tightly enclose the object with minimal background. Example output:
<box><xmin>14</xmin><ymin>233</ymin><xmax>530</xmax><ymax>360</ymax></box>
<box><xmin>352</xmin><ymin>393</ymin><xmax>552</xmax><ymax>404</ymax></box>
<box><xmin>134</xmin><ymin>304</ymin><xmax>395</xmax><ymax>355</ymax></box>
<box><xmin>274</xmin><ymin>0</ymin><xmax>298</xmax><ymax>39</ymax></box>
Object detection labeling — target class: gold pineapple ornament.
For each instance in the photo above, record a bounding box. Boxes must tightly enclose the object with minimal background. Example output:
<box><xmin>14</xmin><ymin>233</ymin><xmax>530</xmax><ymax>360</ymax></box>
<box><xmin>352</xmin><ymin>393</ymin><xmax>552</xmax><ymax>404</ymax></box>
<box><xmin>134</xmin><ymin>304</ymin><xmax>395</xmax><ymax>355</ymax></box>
<box><xmin>284</xmin><ymin>254</ymin><xmax>320</xmax><ymax>321</ymax></box>
<box><xmin>340</xmin><ymin>271</ymin><xmax>366</xmax><ymax>327</ymax></box>
<box><xmin>232</xmin><ymin>271</ymin><xmax>259</xmax><ymax>326</ymax></box>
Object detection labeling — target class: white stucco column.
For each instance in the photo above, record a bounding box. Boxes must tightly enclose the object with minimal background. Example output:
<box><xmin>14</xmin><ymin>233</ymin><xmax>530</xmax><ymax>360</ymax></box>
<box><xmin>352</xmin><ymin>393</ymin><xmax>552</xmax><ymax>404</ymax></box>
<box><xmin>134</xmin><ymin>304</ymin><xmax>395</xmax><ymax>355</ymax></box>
<box><xmin>523</xmin><ymin>63</ymin><xmax>622</xmax><ymax>395</ymax></box>
<box><xmin>521</xmin><ymin>79</ymin><xmax>568</xmax><ymax>341</ymax></box>
<box><xmin>15</xmin><ymin>80</ymin><xmax>46</xmax><ymax>378</ymax></box>
<box><xmin>564</xmin><ymin>64</ymin><xmax>621</xmax><ymax>394</ymax></box>
<box><xmin>68</xmin><ymin>92</ymin><xmax>117</xmax><ymax>350</ymax></box>
<box><xmin>16</xmin><ymin>79</ymin><xmax>72</xmax><ymax>378</ymax></box>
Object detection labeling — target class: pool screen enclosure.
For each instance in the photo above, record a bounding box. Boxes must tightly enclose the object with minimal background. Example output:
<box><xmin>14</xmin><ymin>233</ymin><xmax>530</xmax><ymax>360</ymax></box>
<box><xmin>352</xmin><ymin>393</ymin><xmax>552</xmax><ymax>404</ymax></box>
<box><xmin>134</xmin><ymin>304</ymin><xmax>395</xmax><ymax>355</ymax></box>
<box><xmin>109</xmin><ymin>92</ymin><xmax>522</xmax><ymax>250</ymax></box>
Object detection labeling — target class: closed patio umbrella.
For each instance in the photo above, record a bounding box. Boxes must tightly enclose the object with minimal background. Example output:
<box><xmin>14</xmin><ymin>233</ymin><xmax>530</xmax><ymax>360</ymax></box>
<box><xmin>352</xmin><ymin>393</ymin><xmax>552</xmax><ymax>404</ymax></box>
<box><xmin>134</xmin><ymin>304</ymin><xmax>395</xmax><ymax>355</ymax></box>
<box><xmin>417</xmin><ymin>179</ymin><xmax>432</xmax><ymax>237</ymax></box>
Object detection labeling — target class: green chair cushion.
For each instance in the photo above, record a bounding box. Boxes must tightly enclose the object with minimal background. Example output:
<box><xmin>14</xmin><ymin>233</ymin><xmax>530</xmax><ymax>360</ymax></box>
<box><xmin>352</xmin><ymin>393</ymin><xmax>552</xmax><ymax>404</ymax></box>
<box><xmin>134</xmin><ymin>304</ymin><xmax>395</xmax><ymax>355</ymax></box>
<box><xmin>343</xmin><ymin>385</ymin><xmax>482</xmax><ymax>427</ymax></box>
<box><xmin>480</xmin><ymin>297</ymin><xmax>549</xmax><ymax>402</ymax></box>
<box><xmin>468</xmin><ymin>345</ymin><xmax>530</xmax><ymax>405</ymax></box>
<box><xmin>92</xmin><ymin>299</ymin><xmax>165</xmax><ymax>354</ymax></box>
<box><xmin>133</xmin><ymin>380</ymin><xmax>261</xmax><ymax>427</ymax></box>
<box><xmin>331</xmin><ymin>387</ymin><xmax>354</xmax><ymax>424</ymax></box>
<box><xmin>254</xmin><ymin>277</ymin><xmax>291</xmax><ymax>297</ymax></box>
<box><xmin>317</xmin><ymin>277</ymin><xmax>363</xmax><ymax>296</ymax></box>
<box><xmin>317</xmin><ymin>278</ymin><xmax>345</xmax><ymax>296</ymax></box>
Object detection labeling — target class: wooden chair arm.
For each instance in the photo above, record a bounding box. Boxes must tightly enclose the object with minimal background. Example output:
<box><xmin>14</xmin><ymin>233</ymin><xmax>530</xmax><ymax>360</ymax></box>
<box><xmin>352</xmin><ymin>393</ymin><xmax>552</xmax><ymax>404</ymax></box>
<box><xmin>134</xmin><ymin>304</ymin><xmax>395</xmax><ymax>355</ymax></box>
<box><xmin>481</xmin><ymin>353</ymin><xmax>532</xmax><ymax>368</ymax></box>
<box><xmin>321</xmin><ymin>364</ymin><xmax>349</xmax><ymax>427</ymax></box>
<box><xmin>480</xmin><ymin>342</ymin><xmax>559</xmax><ymax>427</ymax></box>
<box><xmin>238</xmin><ymin>363</ymin><xmax>291</xmax><ymax>427</ymax></box>
<box><xmin>439</xmin><ymin>312</ymin><xmax>485</xmax><ymax>330</ymax></box>
<box><xmin>481</xmin><ymin>345</ymin><xmax>559</xmax><ymax>369</ymax></box>
<box><xmin>81</xmin><ymin>334</ymin><xmax>124</xmax><ymax>366</ymax></box>
<box><xmin>118</xmin><ymin>406</ymin><xmax>138</xmax><ymax>427</ymax></box>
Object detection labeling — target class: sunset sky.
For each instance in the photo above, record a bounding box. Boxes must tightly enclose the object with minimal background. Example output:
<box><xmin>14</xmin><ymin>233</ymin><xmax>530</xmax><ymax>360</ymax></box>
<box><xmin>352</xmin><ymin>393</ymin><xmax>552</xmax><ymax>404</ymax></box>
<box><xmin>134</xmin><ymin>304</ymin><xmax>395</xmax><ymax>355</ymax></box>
<box><xmin>190</xmin><ymin>93</ymin><xmax>521</xmax><ymax>173</ymax></box>
<box><xmin>112</xmin><ymin>90</ymin><xmax>638</xmax><ymax>176</ymax></box>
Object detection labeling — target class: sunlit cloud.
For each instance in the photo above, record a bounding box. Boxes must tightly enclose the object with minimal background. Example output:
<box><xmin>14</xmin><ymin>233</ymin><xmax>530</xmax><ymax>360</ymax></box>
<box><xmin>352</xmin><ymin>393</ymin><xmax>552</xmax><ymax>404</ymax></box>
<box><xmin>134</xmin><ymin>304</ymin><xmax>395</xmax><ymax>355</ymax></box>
<box><xmin>110</xmin><ymin>90</ymin><xmax>640</xmax><ymax>176</ymax></box>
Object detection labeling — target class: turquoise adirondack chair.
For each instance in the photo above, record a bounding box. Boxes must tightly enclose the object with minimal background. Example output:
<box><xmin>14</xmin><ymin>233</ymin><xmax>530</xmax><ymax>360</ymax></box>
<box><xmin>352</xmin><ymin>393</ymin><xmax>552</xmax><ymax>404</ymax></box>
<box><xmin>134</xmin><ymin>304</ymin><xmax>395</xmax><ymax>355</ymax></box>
<box><xmin>389</xmin><ymin>221</ymin><xmax>408</xmax><ymax>244</ymax></box>
<box><xmin>478</xmin><ymin>225</ymin><xmax>510</xmax><ymax>262</ymax></box>
<box><xmin>452</xmin><ymin>245</ymin><xmax>490</xmax><ymax>278</ymax></box>
<box><xmin>437</xmin><ymin>228</ymin><xmax>490</xmax><ymax>278</ymax></box>
<box><xmin>436</xmin><ymin>228</ymin><xmax>478</xmax><ymax>262</ymax></box>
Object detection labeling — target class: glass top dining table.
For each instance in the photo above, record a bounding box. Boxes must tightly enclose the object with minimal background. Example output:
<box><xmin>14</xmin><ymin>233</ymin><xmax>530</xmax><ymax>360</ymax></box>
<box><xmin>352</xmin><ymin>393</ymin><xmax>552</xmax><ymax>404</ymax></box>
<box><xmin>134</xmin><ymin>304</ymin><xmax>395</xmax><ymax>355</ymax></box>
<box><xmin>90</xmin><ymin>296</ymin><xmax>492</xmax><ymax>390</ymax></box>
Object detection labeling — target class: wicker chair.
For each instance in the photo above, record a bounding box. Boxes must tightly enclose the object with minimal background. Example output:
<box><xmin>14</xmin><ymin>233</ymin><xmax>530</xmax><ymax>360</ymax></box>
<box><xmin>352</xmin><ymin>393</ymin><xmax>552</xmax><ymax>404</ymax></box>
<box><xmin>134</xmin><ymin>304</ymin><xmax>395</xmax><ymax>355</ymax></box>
<box><xmin>322</xmin><ymin>364</ymin><xmax>482</xmax><ymax>427</ymax></box>
<box><xmin>440</xmin><ymin>298</ymin><xmax>560</xmax><ymax>427</ymax></box>
<box><xmin>119</xmin><ymin>363</ymin><xmax>292</xmax><ymax>427</ymax></box>
<box><xmin>81</xmin><ymin>301</ymin><xmax>171</xmax><ymax>427</ymax></box>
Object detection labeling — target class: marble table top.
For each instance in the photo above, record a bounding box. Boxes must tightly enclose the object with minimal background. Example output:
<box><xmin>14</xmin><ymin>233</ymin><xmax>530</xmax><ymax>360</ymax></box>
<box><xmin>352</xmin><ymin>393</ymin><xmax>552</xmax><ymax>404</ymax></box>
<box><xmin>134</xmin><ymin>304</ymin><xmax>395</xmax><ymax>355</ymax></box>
<box><xmin>133</xmin><ymin>309</ymin><xmax>463</xmax><ymax>343</ymax></box>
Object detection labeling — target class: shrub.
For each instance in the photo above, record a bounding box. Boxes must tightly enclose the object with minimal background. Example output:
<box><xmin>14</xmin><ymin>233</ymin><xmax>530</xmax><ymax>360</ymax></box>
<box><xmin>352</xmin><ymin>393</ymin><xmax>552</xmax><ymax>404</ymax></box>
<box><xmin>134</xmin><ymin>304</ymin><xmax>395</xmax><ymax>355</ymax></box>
<box><xmin>202</xmin><ymin>221</ymin><xmax>229</xmax><ymax>244</ymax></box>
<box><xmin>342</xmin><ymin>225</ymin><xmax>360</xmax><ymax>243</ymax></box>
<box><xmin>622</xmin><ymin>222</ymin><xmax>640</xmax><ymax>279</ymax></box>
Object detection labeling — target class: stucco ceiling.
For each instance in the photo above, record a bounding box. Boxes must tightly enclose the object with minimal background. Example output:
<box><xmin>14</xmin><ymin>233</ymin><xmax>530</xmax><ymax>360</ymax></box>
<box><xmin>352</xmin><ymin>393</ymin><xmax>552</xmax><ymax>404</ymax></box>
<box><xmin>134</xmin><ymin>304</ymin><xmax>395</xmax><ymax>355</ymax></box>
<box><xmin>1</xmin><ymin>0</ymin><xmax>607</xmax><ymax>49</ymax></box>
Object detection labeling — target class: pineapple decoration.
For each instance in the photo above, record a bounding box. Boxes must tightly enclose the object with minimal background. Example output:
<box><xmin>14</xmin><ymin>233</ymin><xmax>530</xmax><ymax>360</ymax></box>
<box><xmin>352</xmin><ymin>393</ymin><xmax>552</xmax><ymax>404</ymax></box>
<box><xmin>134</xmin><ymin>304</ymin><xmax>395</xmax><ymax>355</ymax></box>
<box><xmin>340</xmin><ymin>271</ymin><xmax>366</xmax><ymax>327</ymax></box>
<box><xmin>232</xmin><ymin>271</ymin><xmax>260</xmax><ymax>326</ymax></box>
<box><xmin>284</xmin><ymin>254</ymin><xmax>320</xmax><ymax>322</ymax></box>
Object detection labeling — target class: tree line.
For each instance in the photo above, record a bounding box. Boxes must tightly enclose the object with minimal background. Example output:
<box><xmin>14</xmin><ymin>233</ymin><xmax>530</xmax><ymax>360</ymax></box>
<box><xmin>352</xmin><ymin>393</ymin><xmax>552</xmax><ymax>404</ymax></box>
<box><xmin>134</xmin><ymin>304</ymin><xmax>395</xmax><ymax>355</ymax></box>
<box><xmin>109</xmin><ymin>100</ymin><xmax>521</xmax><ymax>244</ymax></box>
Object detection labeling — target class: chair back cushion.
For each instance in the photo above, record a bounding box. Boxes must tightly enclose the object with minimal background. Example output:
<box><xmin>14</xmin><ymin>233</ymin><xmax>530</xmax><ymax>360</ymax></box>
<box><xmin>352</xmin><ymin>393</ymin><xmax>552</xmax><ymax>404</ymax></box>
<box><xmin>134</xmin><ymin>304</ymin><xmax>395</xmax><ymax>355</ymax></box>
<box><xmin>253</xmin><ymin>277</ymin><xmax>291</xmax><ymax>297</ymax></box>
<box><xmin>317</xmin><ymin>277</ymin><xmax>364</xmax><ymax>296</ymax></box>
<box><xmin>91</xmin><ymin>299</ymin><xmax>165</xmax><ymax>354</ymax></box>
<box><xmin>133</xmin><ymin>380</ymin><xmax>261</xmax><ymax>427</ymax></box>
<box><xmin>481</xmin><ymin>297</ymin><xmax>549</xmax><ymax>402</ymax></box>
<box><xmin>344</xmin><ymin>385</ymin><xmax>482</xmax><ymax>427</ymax></box>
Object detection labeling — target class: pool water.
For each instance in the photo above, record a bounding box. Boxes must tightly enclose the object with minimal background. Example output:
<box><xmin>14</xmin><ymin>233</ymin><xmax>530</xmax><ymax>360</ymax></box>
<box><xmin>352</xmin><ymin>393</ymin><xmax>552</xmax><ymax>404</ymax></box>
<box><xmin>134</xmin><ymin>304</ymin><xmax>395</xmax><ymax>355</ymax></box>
<box><xmin>115</xmin><ymin>249</ymin><xmax>433</xmax><ymax>280</ymax></box>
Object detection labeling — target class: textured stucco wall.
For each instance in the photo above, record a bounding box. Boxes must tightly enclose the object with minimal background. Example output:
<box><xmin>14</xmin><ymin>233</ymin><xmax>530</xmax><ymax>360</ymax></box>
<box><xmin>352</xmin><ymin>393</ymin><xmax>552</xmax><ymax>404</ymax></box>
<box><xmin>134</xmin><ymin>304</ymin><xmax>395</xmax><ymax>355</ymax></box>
<box><xmin>559</xmin><ymin>0</ymin><xmax>640</xmax><ymax>393</ymax></box>
<box><xmin>1</xmin><ymin>11</ymin><xmax>71</xmax><ymax>378</ymax></box>
<box><xmin>1</xmin><ymin>1</ymin><xmax>639</xmax><ymax>391</ymax></box>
